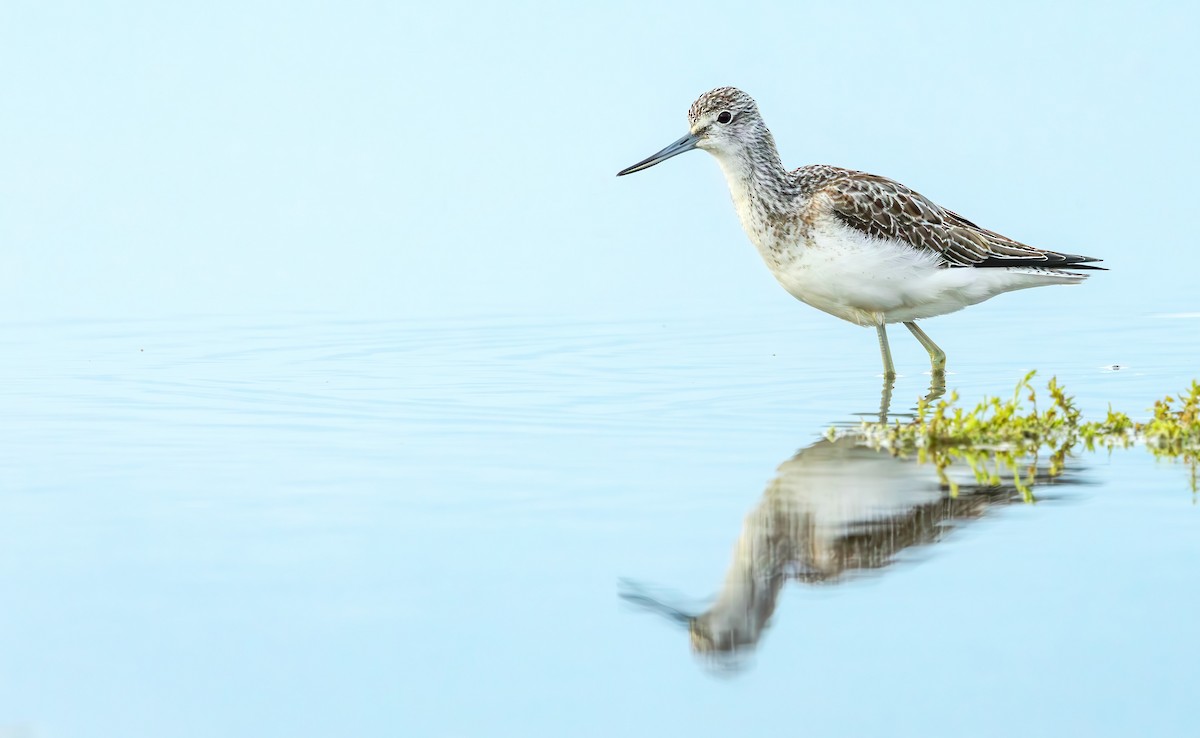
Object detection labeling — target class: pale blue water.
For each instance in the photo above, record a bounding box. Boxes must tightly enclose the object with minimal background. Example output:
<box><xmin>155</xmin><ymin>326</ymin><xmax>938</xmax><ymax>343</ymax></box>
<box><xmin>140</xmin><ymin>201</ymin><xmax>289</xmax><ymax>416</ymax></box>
<box><xmin>1</xmin><ymin>305</ymin><xmax>1197</xmax><ymax>737</ymax></box>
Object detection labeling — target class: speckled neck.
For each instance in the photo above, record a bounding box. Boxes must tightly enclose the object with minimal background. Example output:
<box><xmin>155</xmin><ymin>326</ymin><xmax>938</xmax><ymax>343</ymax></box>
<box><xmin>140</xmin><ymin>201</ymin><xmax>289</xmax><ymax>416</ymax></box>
<box><xmin>713</xmin><ymin>129</ymin><xmax>804</xmax><ymax>267</ymax></box>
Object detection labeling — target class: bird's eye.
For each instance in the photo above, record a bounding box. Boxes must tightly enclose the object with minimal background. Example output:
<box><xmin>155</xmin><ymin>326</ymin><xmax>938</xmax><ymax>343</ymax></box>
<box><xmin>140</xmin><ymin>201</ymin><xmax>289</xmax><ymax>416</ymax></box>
<box><xmin>717</xmin><ymin>111</ymin><xmax>732</xmax><ymax>124</ymax></box>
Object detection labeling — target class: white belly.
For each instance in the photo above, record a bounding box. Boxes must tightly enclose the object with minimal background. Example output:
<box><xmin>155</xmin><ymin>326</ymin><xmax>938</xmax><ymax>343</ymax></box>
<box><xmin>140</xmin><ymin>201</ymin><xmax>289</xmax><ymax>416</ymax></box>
<box><xmin>759</xmin><ymin>216</ymin><xmax>1081</xmax><ymax>326</ymax></box>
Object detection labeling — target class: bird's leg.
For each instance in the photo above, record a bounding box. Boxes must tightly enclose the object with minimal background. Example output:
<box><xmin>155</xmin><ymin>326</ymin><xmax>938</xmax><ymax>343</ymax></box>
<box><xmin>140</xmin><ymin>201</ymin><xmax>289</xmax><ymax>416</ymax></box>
<box><xmin>876</xmin><ymin>325</ymin><xmax>896</xmax><ymax>380</ymax></box>
<box><xmin>904</xmin><ymin>322</ymin><xmax>946</xmax><ymax>375</ymax></box>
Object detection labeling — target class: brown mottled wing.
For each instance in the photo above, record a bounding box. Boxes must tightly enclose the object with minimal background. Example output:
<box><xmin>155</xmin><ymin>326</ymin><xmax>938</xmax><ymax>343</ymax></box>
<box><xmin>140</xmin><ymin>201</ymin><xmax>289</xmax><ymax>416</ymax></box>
<box><xmin>822</xmin><ymin>172</ymin><xmax>1103</xmax><ymax>269</ymax></box>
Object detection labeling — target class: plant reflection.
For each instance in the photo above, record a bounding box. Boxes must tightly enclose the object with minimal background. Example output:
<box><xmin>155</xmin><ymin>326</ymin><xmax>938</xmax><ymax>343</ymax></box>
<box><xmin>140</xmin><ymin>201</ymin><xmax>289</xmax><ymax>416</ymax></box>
<box><xmin>621</xmin><ymin>427</ymin><xmax>1075</xmax><ymax>671</ymax></box>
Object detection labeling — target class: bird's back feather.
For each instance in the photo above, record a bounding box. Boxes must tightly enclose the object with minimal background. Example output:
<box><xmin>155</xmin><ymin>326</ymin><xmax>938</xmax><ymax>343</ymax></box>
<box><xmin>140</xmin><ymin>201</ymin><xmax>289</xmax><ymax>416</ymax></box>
<box><xmin>799</xmin><ymin>167</ymin><xmax>1104</xmax><ymax>271</ymax></box>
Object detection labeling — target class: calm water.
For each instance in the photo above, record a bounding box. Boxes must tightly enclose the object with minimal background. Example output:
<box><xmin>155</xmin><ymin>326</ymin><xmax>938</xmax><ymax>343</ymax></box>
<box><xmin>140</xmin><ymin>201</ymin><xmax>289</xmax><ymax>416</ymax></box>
<box><xmin>1</xmin><ymin>305</ymin><xmax>1197</xmax><ymax>737</ymax></box>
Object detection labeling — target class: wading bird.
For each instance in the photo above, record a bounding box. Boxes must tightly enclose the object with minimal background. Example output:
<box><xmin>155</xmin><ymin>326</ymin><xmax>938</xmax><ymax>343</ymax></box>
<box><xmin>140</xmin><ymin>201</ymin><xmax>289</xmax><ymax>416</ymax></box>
<box><xmin>618</xmin><ymin>87</ymin><xmax>1102</xmax><ymax>378</ymax></box>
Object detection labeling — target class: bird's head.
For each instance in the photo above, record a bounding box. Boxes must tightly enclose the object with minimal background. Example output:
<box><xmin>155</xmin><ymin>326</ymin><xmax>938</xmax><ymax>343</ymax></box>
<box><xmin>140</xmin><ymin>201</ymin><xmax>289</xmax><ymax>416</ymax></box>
<box><xmin>617</xmin><ymin>87</ymin><xmax>766</xmax><ymax>176</ymax></box>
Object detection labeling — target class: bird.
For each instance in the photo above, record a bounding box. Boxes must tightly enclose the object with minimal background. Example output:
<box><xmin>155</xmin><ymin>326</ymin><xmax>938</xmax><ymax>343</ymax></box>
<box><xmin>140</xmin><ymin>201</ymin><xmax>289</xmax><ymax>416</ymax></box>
<box><xmin>617</xmin><ymin>87</ymin><xmax>1102</xmax><ymax>379</ymax></box>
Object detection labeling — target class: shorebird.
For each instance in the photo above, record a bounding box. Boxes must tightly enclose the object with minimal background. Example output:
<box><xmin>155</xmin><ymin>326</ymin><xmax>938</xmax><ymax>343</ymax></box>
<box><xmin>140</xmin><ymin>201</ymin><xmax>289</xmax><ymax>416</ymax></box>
<box><xmin>617</xmin><ymin>87</ymin><xmax>1102</xmax><ymax>378</ymax></box>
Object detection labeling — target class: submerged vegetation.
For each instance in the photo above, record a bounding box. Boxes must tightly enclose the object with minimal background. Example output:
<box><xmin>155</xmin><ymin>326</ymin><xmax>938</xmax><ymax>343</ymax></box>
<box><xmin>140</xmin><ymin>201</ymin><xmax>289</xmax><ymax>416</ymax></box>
<box><xmin>836</xmin><ymin>372</ymin><xmax>1200</xmax><ymax>495</ymax></box>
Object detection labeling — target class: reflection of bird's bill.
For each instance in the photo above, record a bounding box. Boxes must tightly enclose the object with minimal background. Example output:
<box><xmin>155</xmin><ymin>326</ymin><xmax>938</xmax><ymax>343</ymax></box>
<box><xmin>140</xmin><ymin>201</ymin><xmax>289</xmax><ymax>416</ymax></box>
<box><xmin>618</xmin><ymin>579</ymin><xmax>754</xmax><ymax>670</ymax></box>
<box><xmin>617</xmin><ymin>579</ymin><xmax>693</xmax><ymax>626</ymax></box>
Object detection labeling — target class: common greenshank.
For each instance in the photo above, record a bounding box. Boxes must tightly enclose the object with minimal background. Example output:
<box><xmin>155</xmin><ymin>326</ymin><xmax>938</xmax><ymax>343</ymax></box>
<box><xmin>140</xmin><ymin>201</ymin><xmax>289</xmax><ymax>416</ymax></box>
<box><xmin>618</xmin><ymin>87</ymin><xmax>1102</xmax><ymax>378</ymax></box>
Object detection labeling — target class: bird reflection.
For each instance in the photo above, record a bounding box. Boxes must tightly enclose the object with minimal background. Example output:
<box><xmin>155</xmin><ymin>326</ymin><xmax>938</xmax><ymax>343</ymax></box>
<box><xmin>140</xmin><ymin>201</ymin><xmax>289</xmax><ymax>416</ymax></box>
<box><xmin>621</xmin><ymin>430</ymin><xmax>1071</xmax><ymax>670</ymax></box>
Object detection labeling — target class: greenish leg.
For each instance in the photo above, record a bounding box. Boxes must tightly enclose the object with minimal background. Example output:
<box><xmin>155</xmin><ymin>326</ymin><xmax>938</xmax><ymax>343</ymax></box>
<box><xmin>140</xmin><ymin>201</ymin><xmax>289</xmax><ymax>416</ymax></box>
<box><xmin>876</xmin><ymin>324</ymin><xmax>896</xmax><ymax>380</ymax></box>
<box><xmin>924</xmin><ymin>372</ymin><xmax>946</xmax><ymax>404</ymax></box>
<box><xmin>879</xmin><ymin>375</ymin><xmax>895</xmax><ymax>423</ymax></box>
<box><xmin>903</xmin><ymin>321</ymin><xmax>947</xmax><ymax>375</ymax></box>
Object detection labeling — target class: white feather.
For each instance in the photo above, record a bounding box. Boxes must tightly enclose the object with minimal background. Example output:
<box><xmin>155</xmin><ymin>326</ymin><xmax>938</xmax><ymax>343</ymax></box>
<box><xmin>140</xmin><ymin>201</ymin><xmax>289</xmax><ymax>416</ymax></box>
<box><xmin>757</xmin><ymin>214</ymin><xmax>1083</xmax><ymax>327</ymax></box>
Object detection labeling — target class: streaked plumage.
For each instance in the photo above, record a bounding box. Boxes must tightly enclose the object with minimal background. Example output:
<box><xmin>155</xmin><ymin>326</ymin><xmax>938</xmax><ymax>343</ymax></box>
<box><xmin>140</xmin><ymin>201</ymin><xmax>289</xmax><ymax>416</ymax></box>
<box><xmin>618</xmin><ymin>87</ymin><xmax>1103</xmax><ymax>377</ymax></box>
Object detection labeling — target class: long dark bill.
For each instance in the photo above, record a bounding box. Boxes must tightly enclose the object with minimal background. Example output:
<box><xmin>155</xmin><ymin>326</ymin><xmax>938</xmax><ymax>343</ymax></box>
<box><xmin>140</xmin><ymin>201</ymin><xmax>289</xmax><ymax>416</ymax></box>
<box><xmin>616</xmin><ymin>132</ymin><xmax>701</xmax><ymax>176</ymax></box>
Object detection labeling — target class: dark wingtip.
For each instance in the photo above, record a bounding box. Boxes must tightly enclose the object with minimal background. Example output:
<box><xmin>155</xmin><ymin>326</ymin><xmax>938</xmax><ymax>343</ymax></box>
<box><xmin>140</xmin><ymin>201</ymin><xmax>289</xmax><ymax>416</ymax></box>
<box><xmin>1056</xmin><ymin>254</ymin><xmax>1106</xmax><ymax>271</ymax></box>
<box><xmin>973</xmin><ymin>252</ymin><xmax>1107</xmax><ymax>271</ymax></box>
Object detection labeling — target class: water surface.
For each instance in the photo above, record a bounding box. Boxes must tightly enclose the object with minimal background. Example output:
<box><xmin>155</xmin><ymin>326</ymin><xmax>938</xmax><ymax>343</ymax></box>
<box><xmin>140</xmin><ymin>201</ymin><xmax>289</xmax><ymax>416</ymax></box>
<box><xmin>1</xmin><ymin>306</ymin><xmax>1197</xmax><ymax>737</ymax></box>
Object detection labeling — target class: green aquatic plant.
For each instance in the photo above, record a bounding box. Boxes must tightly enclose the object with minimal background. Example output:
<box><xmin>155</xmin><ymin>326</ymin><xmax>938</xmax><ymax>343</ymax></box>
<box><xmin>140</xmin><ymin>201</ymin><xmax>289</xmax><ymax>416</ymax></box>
<box><xmin>1131</xmin><ymin>381</ymin><xmax>1200</xmax><ymax>491</ymax></box>
<box><xmin>846</xmin><ymin>373</ymin><xmax>1200</xmax><ymax>495</ymax></box>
